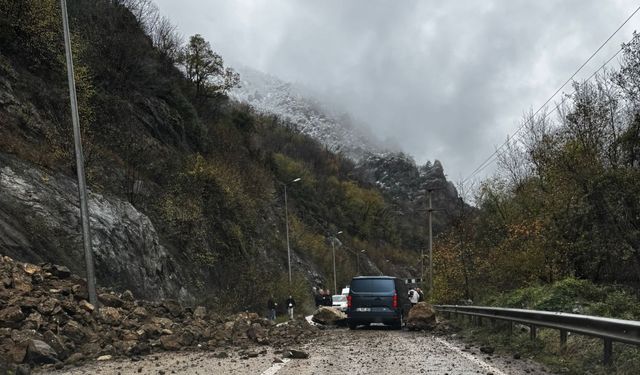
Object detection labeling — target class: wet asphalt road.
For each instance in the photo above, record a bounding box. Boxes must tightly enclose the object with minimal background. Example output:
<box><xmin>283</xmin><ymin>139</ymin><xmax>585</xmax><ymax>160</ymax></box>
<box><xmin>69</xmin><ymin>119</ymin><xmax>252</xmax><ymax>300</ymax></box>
<box><xmin>49</xmin><ymin>326</ymin><xmax>554</xmax><ymax>375</ymax></box>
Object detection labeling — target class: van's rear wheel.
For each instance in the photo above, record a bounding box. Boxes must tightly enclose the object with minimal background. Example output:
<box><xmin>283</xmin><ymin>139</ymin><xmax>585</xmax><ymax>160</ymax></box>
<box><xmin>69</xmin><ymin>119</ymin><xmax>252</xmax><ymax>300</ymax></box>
<box><xmin>394</xmin><ymin>314</ymin><xmax>403</xmax><ymax>330</ymax></box>
<box><xmin>348</xmin><ymin>321</ymin><xmax>357</xmax><ymax>330</ymax></box>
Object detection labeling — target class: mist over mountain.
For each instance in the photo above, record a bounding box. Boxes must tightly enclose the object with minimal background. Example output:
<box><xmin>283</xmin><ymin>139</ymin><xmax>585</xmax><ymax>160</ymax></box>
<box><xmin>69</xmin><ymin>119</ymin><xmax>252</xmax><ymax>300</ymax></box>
<box><xmin>230</xmin><ymin>66</ymin><xmax>393</xmax><ymax>161</ymax></box>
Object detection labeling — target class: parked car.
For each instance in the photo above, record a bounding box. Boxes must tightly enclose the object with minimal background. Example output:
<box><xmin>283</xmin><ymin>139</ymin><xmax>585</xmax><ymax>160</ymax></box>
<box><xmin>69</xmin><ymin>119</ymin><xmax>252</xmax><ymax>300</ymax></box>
<box><xmin>346</xmin><ymin>276</ymin><xmax>410</xmax><ymax>330</ymax></box>
<box><xmin>332</xmin><ymin>294</ymin><xmax>348</xmax><ymax>312</ymax></box>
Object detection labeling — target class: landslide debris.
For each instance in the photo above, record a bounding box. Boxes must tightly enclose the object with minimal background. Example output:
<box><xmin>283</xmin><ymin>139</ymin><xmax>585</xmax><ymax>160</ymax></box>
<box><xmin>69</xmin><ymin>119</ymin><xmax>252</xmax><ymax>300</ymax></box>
<box><xmin>0</xmin><ymin>255</ymin><xmax>317</xmax><ymax>373</ymax></box>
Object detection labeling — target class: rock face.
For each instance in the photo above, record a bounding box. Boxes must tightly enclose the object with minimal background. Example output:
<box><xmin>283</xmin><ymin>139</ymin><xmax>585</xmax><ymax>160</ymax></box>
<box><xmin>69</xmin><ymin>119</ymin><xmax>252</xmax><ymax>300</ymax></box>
<box><xmin>312</xmin><ymin>307</ymin><xmax>347</xmax><ymax>325</ymax></box>
<box><xmin>0</xmin><ymin>153</ymin><xmax>190</xmax><ymax>302</ymax></box>
<box><xmin>406</xmin><ymin>302</ymin><xmax>437</xmax><ymax>331</ymax></box>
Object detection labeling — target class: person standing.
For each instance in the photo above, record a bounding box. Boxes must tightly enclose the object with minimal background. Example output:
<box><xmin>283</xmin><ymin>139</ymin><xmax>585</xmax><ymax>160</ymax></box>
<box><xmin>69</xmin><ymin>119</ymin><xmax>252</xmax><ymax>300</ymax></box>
<box><xmin>408</xmin><ymin>288</ymin><xmax>419</xmax><ymax>306</ymax></box>
<box><xmin>416</xmin><ymin>288</ymin><xmax>425</xmax><ymax>302</ymax></box>
<box><xmin>286</xmin><ymin>295</ymin><xmax>296</xmax><ymax>320</ymax></box>
<box><xmin>267</xmin><ymin>297</ymin><xmax>277</xmax><ymax>320</ymax></box>
<box><xmin>323</xmin><ymin>289</ymin><xmax>332</xmax><ymax>306</ymax></box>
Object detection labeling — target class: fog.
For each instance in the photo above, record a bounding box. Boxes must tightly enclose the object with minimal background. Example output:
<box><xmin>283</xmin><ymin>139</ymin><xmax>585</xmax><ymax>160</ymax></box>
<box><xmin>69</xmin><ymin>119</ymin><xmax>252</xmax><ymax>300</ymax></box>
<box><xmin>155</xmin><ymin>0</ymin><xmax>640</xmax><ymax>184</ymax></box>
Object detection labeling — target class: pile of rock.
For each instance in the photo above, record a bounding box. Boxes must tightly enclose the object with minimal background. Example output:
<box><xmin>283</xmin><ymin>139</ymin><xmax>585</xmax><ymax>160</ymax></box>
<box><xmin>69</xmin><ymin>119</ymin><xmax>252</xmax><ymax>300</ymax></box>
<box><xmin>406</xmin><ymin>302</ymin><xmax>438</xmax><ymax>331</ymax></box>
<box><xmin>311</xmin><ymin>307</ymin><xmax>347</xmax><ymax>326</ymax></box>
<box><xmin>0</xmin><ymin>255</ymin><xmax>316</xmax><ymax>372</ymax></box>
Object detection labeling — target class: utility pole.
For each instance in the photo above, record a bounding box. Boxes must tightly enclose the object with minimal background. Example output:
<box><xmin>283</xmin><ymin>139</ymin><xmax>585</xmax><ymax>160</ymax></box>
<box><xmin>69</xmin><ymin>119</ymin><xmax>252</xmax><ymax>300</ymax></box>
<box><xmin>330</xmin><ymin>231</ymin><xmax>342</xmax><ymax>294</ymax></box>
<box><xmin>427</xmin><ymin>189</ymin><xmax>433</xmax><ymax>297</ymax></box>
<box><xmin>61</xmin><ymin>0</ymin><xmax>97</xmax><ymax>307</ymax></box>
<box><xmin>282</xmin><ymin>177</ymin><xmax>301</xmax><ymax>284</ymax></box>
<box><xmin>331</xmin><ymin>237</ymin><xmax>337</xmax><ymax>294</ymax></box>
<box><xmin>284</xmin><ymin>183</ymin><xmax>291</xmax><ymax>284</ymax></box>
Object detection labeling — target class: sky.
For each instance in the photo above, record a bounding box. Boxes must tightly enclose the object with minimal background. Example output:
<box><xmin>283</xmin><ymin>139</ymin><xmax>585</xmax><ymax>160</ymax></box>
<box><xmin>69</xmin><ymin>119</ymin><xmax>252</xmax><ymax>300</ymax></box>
<box><xmin>155</xmin><ymin>0</ymin><xmax>640</xmax><ymax>185</ymax></box>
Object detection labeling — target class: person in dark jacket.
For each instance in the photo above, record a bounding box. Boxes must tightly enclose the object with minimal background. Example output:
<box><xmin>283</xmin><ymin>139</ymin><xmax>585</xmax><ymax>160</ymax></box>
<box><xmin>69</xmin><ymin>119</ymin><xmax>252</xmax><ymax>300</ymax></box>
<box><xmin>267</xmin><ymin>297</ymin><xmax>277</xmax><ymax>320</ymax></box>
<box><xmin>286</xmin><ymin>295</ymin><xmax>296</xmax><ymax>319</ymax></box>
<box><xmin>322</xmin><ymin>289</ymin><xmax>332</xmax><ymax>306</ymax></box>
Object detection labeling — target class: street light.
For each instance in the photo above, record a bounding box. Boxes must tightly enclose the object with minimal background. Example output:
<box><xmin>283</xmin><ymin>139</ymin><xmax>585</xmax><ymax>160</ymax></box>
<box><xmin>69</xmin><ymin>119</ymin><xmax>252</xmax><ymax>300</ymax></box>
<box><xmin>282</xmin><ymin>177</ymin><xmax>301</xmax><ymax>284</ymax></box>
<box><xmin>330</xmin><ymin>230</ymin><xmax>343</xmax><ymax>294</ymax></box>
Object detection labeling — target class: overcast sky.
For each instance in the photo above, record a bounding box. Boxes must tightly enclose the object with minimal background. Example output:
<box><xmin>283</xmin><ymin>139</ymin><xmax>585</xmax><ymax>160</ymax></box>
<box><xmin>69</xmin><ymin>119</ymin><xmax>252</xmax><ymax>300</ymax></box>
<box><xmin>155</xmin><ymin>0</ymin><xmax>640</xmax><ymax>185</ymax></box>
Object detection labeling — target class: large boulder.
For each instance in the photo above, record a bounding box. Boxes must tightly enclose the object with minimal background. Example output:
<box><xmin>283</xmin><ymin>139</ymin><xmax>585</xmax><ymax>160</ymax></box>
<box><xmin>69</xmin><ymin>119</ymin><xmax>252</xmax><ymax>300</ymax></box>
<box><xmin>406</xmin><ymin>302</ymin><xmax>437</xmax><ymax>330</ymax></box>
<box><xmin>311</xmin><ymin>307</ymin><xmax>347</xmax><ymax>325</ymax></box>
<box><xmin>26</xmin><ymin>339</ymin><xmax>59</xmax><ymax>364</ymax></box>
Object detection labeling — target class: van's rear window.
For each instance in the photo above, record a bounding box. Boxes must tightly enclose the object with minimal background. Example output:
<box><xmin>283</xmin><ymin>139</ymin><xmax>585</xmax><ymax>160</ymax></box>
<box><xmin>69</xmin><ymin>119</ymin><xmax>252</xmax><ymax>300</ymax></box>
<box><xmin>350</xmin><ymin>279</ymin><xmax>395</xmax><ymax>293</ymax></box>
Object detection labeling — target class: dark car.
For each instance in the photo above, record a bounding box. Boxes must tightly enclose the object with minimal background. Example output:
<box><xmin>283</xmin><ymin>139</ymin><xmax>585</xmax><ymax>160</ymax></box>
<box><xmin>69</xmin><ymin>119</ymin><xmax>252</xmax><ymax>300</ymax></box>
<box><xmin>347</xmin><ymin>276</ymin><xmax>410</xmax><ymax>330</ymax></box>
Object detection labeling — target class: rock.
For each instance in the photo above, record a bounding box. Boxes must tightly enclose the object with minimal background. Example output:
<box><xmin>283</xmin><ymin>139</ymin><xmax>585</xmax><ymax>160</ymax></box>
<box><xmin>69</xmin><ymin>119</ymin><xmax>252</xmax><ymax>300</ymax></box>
<box><xmin>8</xmin><ymin>342</ymin><xmax>28</xmax><ymax>363</ymax></box>
<box><xmin>480</xmin><ymin>346</ymin><xmax>495</xmax><ymax>354</ymax></box>
<box><xmin>0</xmin><ymin>306</ymin><xmax>25</xmax><ymax>327</ymax></box>
<box><xmin>65</xmin><ymin>352</ymin><xmax>84</xmax><ymax>364</ymax></box>
<box><xmin>121</xmin><ymin>290</ymin><xmax>134</xmax><ymax>301</ymax></box>
<box><xmin>97</xmin><ymin>307</ymin><xmax>122</xmax><ymax>325</ymax></box>
<box><xmin>193</xmin><ymin>306</ymin><xmax>207</xmax><ymax>320</ymax></box>
<box><xmin>311</xmin><ymin>307</ymin><xmax>347</xmax><ymax>325</ymax></box>
<box><xmin>37</xmin><ymin>298</ymin><xmax>59</xmax><ymax>315</ymax></box>
<box><xmin>62</xmin><ymin>320</ymin><xmax>86</xmax><ymax>342</ymax></box>
<box><xmin>23</xmin><ymin>264</ymin><xmax>41</xmax><ymax>275</ymax></box>
<box><xmin>161</xmin><ymin>300</ymin><xmax>183</xmax><ymax>317</ymax></box>
<box><xmin>246</xmin><ymin>323</ymin><xmax>269</xmax><ymax>345</ymax></box>
<box><xmin>98</xmin><ymin>293</ymin><xmax>124</xmax><ymax>308</ymax></box>
<box><xmin>214</xmin><ymin>351</ymin><xmax>228</xmax><ymax>358</ymax></box>
<box><xmin>12</xmin><ymin>273</ymin><xmax>33</xmax><ymax>293</ymax></box>
<box><xmin>406</xmin><ymin>302</ymin><xmax>437</xmax><ymax>330</ymax></box>
<box><xmin>78</xmin><ymin>300</ymin><xmax>95</xmax><ymax>313</ymax></box>
<box><xmin>160</xmin><ymin>334</ymin><xmax>181</xmax><ymax>351</ymax></box>
<box><xmin>285</xmin><ymin>349</ymin><xmax>309</xmax><ymax>359</ymax></box>
<box><xmin>26</xmin><ymin>339</ymin><xmax>58</xmax><ymax>364</ymax></box>
<box><xmin>15</xmin><ymin>364</ymin><xmax>31</xmax><ymax>375</ymax></box>
<box><xmin>150</xmin><ymin>317</ymin><xmax>173</xmax><ymax>329</ymax></box>
<box><xmin>97</xmin><ymin>354</ymin><xmax>112</xmax><ymax>361</ymax></box>
<box><xmin>132</xmin><ymin>306</ymin><xmax>148</xmax><ymax>318</ymax></box>
<box><xmin>42</xmin><ymin>264</ymin><xmax>71</xmax><ymax>279</ymax></box>
<box><xmin>43</xmin><ymin>331</ymin><xmax>68</xmax><ymax>360</ymax></box>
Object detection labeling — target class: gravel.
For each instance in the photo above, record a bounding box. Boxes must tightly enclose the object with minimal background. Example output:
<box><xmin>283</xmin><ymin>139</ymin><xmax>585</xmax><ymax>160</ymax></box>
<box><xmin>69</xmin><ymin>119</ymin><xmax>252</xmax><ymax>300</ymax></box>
<box><xmin>49</xmin><ymin>325</ymin><xmax>555</xmax><ymax>375</ymax></box>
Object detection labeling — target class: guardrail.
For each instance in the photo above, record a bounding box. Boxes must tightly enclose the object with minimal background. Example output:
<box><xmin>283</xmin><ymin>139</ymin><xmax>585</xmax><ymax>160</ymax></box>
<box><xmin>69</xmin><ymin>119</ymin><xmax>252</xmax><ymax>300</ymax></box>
<box><xmin>434</xmin><ymin>304</ymin><xmax>640</xmax><ymax>365</ymax></box>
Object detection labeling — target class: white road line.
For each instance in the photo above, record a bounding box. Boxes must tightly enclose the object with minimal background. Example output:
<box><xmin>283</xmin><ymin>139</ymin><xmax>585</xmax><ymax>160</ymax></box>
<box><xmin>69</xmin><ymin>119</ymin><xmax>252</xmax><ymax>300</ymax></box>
<box><xmin>435</xmin><ymin>337</ymin><xmax>508</xmax><ymax>375</ymax></box>
<box><xmin>259</xmin><ymin>358</ymin><xmax>291</xmax><ymax>375</ymax></box>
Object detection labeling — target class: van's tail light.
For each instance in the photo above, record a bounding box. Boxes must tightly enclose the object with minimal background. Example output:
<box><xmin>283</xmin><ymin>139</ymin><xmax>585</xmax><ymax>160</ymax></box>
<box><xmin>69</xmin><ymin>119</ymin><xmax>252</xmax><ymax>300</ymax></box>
<box><xmin>392</xmin><ymin>291</ymin><xmax>398</xmax><ymax>309</ymax></box>
<box><xmin>347</xmin><ymin>295</ymin><xmax>352</xmax><ymax>308</ymax></box>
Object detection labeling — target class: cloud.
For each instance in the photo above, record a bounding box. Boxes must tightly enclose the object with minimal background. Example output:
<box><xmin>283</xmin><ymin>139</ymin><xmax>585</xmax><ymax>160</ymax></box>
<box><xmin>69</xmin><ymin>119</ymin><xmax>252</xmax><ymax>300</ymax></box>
<box><xmin>155</xmin><ymin>0</ymin><xmax>640</xmax><ymax>183</ymax></box>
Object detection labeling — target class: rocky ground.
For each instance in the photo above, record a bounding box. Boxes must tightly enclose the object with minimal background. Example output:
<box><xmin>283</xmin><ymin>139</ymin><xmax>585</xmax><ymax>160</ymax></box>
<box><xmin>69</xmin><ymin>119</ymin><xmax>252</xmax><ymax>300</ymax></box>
<box><xmin>0</xmin><ymin>255</ymin><xmax>317</xmax><ymax>374</ymax></box>
<box><xmin>48</xmin><ymin>326</ymin><xmax>555</xmax><ymax>375</ymax></box>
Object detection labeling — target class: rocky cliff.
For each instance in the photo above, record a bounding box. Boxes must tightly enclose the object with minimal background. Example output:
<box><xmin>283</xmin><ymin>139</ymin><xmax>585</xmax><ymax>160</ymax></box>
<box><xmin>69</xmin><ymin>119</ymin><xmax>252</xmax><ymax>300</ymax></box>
<box><xmin>0</xmin><ymin>153</ymin><xmax>190</xmax><ymax>303</ymax></box>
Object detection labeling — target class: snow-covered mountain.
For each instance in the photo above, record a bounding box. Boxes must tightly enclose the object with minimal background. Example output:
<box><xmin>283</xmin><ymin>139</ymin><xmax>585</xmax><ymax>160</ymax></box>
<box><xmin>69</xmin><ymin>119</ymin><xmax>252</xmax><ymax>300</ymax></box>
<box><xmin>230</xmin><ymin>67</ymin><xmax>390</xmax><ymax>161</ymax></box>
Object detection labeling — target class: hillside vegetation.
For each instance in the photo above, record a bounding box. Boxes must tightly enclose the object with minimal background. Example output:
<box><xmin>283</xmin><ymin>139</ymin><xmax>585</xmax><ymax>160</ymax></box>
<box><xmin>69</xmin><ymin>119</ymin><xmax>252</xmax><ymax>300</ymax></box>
<box><xmin>0</xmin><ymin>0</ymin><xmax>457</xmax><ymax>312</ymax></box>
<box><xmin>434</xmin><ymin>32</ymin><xmax>640</xmax><ymax>311</ymax></box>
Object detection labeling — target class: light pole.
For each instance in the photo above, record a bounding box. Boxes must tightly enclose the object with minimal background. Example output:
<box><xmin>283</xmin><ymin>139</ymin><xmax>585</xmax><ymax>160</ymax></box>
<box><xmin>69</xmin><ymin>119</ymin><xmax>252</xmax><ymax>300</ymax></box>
<box><xmin>282</xmin><ymin>177</ymin><xmax>301</xmax><ymax>284</ymax></box>
<box><xmin>427</xmin><ymin>189</ymin><xmax>433</xmax><ymax>297</ymax></box>
<box><xmin>330</xmin><ymin>231</ymin><xmax>343</xmax><ymax>294</ymax></box>
<box><xmin>61</xmin><ymin>0</ymin><xmax>97</xmax><ymax>308</ymax></box>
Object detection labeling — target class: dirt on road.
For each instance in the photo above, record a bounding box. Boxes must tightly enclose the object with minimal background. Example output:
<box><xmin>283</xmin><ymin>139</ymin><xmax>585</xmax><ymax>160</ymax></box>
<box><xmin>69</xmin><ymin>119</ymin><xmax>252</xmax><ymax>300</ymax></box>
<box><xmin>49</xmin><ymin>326</ymin><xmax>554</xmax><ymax>375</ymax></box>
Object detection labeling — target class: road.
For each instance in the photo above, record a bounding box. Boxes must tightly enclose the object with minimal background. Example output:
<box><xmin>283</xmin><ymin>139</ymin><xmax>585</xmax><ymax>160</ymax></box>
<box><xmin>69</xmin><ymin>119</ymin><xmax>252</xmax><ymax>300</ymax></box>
<box><xmin>50</xmin><ymin>326</ymin><xmax>553</xmax><ymax>375</ymax></box>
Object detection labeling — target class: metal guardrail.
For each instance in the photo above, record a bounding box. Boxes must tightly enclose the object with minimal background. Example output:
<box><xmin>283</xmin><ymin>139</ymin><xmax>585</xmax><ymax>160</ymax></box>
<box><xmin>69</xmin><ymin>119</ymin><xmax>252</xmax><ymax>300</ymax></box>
<box><xmin>434</xmin><ymin>304</ymin><xmax>640</xmax><ymax>365</ymax></box>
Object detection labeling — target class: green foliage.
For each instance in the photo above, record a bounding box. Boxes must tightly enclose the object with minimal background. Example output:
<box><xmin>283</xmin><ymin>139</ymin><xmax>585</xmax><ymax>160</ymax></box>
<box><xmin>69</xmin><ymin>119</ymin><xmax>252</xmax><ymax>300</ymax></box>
<box><xmin>0</xmin><ymin>0</ymin><xmax>62</xmax><ymax>71</ymax></box>
<box><xmin>179</xmin><ymin>34</ymin><xmax>239</xmax><ymax>98</ymax></box>
<box><xmin>486</xmin><ymin>278</ymin><xmax>640</xmax><ymax>319</ymax></box>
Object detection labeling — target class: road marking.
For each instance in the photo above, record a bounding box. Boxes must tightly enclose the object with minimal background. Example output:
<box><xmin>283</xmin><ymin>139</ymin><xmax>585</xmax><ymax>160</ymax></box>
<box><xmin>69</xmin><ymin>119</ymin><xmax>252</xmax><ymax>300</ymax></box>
<box><xmin>435</xmin><ymin>338</ymin><xmax>508</xmax><ymax>375</ymax></box>
<box><xmin>260</xmin><ymin>358</ymin><xmax>291</xmax><ymax>375</ymax></box>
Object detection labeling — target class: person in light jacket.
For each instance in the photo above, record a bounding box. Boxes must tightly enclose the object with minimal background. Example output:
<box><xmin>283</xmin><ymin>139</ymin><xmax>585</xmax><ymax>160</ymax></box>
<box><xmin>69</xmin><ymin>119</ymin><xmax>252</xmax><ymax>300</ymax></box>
<box><xmin>286</xmin><ymin>295</ymin><xmax>296</xmax><ymax>320</ymax></box>
<box><xmin>408</xmin><ymin>288</ymin><xmax>419</xmax><ymax>306</ymax></box>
